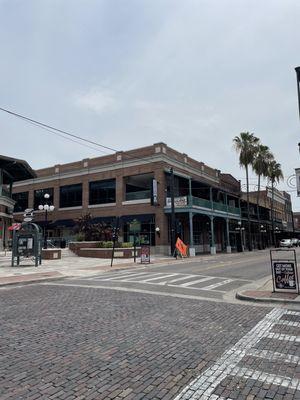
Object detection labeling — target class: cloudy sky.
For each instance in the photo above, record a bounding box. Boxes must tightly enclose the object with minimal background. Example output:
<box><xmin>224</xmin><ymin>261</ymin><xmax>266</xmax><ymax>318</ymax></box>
<box><xmin>1</xmin><ymin>0</ymin><xmax>300</xmax><ymax>208</ymax></box>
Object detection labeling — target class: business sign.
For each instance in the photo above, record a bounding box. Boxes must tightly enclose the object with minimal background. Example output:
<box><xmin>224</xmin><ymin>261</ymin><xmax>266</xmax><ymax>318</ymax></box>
<box><xmin>296</xmin><ymin>169</ymin><xmax>300</xmax><ymax>197</ymax></box>
<box><xmin>272</xmin><ymin>262</ymin><xmax>297</xmax><ymax>291</ymax></box>
<box><xmin>141</xmin><ymin>245</ymin><xmax>150</xmax><ymax>264</ymax></box>
<box><xmin>23</xmin><ymin>208</ymin><xmax>34</xmax><ymax>222</ymax></box>
<box><xmin>166</xmin><ymin>196</ymin><xmax>188</xmax><ymax>207</ymax></box>
<box><xmin>151</xmin><ymin>179</ymin><xmax>158</xmax><ymax>206</ymax></box>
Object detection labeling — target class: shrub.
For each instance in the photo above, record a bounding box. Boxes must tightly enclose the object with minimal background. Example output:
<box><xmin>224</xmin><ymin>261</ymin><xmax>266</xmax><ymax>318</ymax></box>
<box><xmin>122</xmin><ymin>242</ymin><xmax>133</xmax><ymax>248</ymax></box>
<box><xmin>96</xmin><ymin>241</ymin><xmax>114</xmax><ymax>248</ymax></box>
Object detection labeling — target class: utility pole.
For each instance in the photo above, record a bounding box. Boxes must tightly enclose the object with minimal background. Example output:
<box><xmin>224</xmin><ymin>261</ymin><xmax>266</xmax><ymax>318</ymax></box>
<box><xmin>170</xmin><ymin>168</ymin><xmax>176</xmax><ymax>256</ymax></box>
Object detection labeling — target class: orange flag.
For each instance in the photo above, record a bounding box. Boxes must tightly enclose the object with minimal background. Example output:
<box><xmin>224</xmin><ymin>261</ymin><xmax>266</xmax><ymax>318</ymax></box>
<box><xmin>175</xmin><ymin>237</ymin><xmax>188</xmax><ymax>257</ymax></box>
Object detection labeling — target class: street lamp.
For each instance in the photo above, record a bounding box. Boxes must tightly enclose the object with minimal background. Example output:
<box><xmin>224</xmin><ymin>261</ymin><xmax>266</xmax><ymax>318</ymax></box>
<box><xmin>235</xmin><ymin>221</ymin><xmax>245</xmax><ymax>252</ymax></box>
<box><xmin>295</xmin><ymin>67</ymin><xmax>300</xmax><ymax>121</ymax></box>
<box><xmin>38</xmin><ymin>193</ymin><xmax>54</xmax><ymax>249</ymax></box>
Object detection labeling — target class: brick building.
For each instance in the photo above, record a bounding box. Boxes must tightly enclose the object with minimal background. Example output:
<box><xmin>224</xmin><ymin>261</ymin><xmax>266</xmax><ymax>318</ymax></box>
<box><xmin>12</xmin><ymin>143</ymin><xmax>243</xmax><ymax>255</ymax></box>
<box><xmin>0</xmin><ymin>155</ymin><xmax>36</xmax><ymax>250</ymax></box>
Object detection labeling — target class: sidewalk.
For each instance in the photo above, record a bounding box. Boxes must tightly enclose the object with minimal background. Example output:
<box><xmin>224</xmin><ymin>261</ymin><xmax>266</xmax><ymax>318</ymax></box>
<box><xmin>0</xmin><ymin>249</ymin><xmax>174</xmax><ymax>287</ymax></box>
<box><xmin>236</xmin><ymin>277</ymin><xmax>300</xmax><ymax>305</ymax></box>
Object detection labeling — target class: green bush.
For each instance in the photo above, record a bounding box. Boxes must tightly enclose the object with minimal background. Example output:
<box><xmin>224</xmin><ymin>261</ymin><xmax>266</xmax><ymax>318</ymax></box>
<box><xmin>76</xmin><ymin>234</ymin><xmax>85</xmax><ymax>242</ymax></box>
<box><xmin>122</xmin><ymin>242</ymin><xmax>133</xmax><ymax>248</ymax></box>
<box><xmin>97</xmin><ymin>241</ymin><xmax>114</xmax><ymax>248</ymax></box>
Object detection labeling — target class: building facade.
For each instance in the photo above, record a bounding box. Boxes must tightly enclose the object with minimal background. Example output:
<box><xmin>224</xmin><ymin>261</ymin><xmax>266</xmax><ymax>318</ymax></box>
<box><xmin>0</xmin><ymin>155</ymin><xmax>36</xmax><ymax>250</ymax></box>
<box><xmin>12</xmin><ymin>143</ymin><xmax>245</xmax><ymax>255</ymax></box>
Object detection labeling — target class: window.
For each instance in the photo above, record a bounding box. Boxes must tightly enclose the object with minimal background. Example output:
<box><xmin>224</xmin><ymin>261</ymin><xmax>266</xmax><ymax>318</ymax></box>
<box><xmin>12</xmin><ymin>192</ymin><xmax>28</xmax><ymax>212</ymax></box>
<box><xmin>60</xmin><ymin>184</ymin><xmax>82</xmax><ymax>208</ymax></box>
<box><xmin>89</xmin><ymin>179</ymin><xmax>116</xmax><ymax>205</ymax></box>
<box><xmin>34</xmin><ymin>188</ymin><xmax>54</xmax><ymax>210</ymax></box>
<box><xmin>125</xmin><ymin>173</ymin><xmax>153</xmax><ymax>201</ymax></box>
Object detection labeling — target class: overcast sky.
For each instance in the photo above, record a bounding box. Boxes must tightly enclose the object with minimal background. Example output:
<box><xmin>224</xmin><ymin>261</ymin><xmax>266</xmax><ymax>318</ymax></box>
<box><xmin>1</xmin><ymin>0</ymin><xmax>300</xmax><ymax>208</ymax></box>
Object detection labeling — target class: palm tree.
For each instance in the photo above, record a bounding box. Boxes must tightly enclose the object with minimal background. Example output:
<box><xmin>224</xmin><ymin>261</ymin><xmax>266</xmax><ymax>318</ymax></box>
<box><xmin>252</xmin><ymin>145</ymin><xmax>274</xmax><ymax>248</ymax></box>
<box><xmin>267</xmin><ymin>161</ymin><xmax>284</xmax><ymax>247</ymax></box>
<box><xmin>233</xmin><ymin>132</ymin><xmax>260</xmax><ymax>251</ymax></box>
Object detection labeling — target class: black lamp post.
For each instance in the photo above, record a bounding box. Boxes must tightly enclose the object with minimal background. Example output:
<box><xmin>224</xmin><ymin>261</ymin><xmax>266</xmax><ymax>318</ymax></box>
<box><xmin>295</xmin><ymin>67</ymin><xmax>300</xmax><ymax>121</ymax></box>
<box><xmin>38</xmin><ymin>193</ymin><xmax>54</xmax><ymax>249</ymax></box>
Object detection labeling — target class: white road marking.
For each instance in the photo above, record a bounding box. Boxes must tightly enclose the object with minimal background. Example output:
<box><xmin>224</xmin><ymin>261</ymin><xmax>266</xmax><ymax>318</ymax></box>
<box><xmin>201</xmin><ymin>279</ymin><xmax>233</xmax><ymax>290</ymax></box>
<box><xmin>140</xmin><ymin>274</ymin><xmax>178</xmax><ymax>283</ymax></box>
<box><xmin>266</xmin><ymin>332</ymin><xmax>300</xmax><ymax>342</ymax></box>
<box><xmin>121</xmin><ymin>272</ymin><xmax>168</xmax><ymax>281</ymax></box>
<box><xmin>179</xmin><ymin>277</ymin><xmax>215</xmax><ymax>287</ymax></box>
<box><xmin>157</xmin><ymin>274</ymin><xmax>199</xmax><ymax>285</ymax></box>
<box><xmin>101</xmin><ymin>271</ymin><xmax>157</xmax><ymax>280</ymax></box>
<box><xmin>286</xmin><ymin>310</ymin><xmax>300</xmax><ymax>316</ymax></box>
<box><xmin>173</xmin><ymin>308</ymin><xmax>295</xmax><ymax>400</ymax></box>
<box><xmin>277</xmin><ymin>320</ymin><xmax>300</xmax><ymax>328</ymax></box>
<box><xmin>246</xmin><ymin>348</ymin><xmax>300</xmax><ymax>364</ymax></box>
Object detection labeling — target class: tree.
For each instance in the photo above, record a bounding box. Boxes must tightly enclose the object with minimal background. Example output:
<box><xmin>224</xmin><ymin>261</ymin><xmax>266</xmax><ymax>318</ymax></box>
<box><xmin>267</xmin><ymin>161</ymin><xmax>284</xmax><ymax>247</ymax></box>
<box><xmin>252</xmin><ymin>145</ymin><xmax>274</xmax><ymax>248</ymax></box>
<box><xmin>233</xmin><ymin>132</ymin><xmax>260</xmax><ymax>251</ymax></box>
<box><xmin>73</xmin><ymin>213</ymin><xmax>113</xmax><ymax>241</ymax></box>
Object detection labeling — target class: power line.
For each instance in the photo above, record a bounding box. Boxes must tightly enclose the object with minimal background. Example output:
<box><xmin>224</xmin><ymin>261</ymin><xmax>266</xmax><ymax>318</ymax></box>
<box><xmin>0</xmin><ymin>106</ymin><xmax>117</xmax><ymax>153</ymax></box>
<box><xmin>0</xmin><ymin>106</ymin><xmax>157</xmax><ymax>166</ymax></box>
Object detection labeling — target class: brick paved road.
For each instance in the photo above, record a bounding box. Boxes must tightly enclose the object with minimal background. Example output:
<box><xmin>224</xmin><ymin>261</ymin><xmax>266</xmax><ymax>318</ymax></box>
<box><xmin>0</xmin><ymin>283</ymin><xmax>299</xmax><ymax>399</ymax></box>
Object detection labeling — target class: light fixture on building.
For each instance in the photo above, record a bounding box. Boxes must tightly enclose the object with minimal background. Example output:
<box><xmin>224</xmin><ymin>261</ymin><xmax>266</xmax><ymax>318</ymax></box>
<box><xmin>155</xmin><ymin>226</ymin><xmax>160</xmax><ymax>237</ymax></box>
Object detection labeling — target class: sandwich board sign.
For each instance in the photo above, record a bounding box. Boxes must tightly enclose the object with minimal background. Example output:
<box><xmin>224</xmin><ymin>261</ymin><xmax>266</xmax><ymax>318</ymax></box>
<box><xmin>270</xmin><ymin>249</ymin><xmax>300</xmax><ymax>294</ymax></box>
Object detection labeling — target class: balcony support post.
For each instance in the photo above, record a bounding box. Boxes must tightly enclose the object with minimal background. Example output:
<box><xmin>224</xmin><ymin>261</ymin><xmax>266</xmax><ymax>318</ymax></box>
<box><xmin>210</xmin><ymin>215</ymin><xmax>216</xmax><ymax>255</ymax></box>
<box><xmin>225</xmin><ymin>218</ymin><xmax>231</xmax><ymax>253</ymax></box>
<box><xmin>189</xmin><ymin>211</ymin><xmax>195</xmax><ymax>256</ymax></box>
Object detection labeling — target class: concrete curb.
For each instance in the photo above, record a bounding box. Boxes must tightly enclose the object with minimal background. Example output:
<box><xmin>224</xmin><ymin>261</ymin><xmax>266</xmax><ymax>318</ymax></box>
<box><xmin>236</xmin><ymin>291</ymin><xmax>300</xmax><ymax>305</ymax></box>
<box><xmin>0</xmin><ymin>276</ymin><xmax>66</xmax><ymax>288</ymax></box>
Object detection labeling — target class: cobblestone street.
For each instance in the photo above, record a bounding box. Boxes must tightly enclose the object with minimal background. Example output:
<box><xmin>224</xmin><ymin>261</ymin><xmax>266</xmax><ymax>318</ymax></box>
<box><xmin>0</xmin><ymin>282</ymin><xmax>299</xmax><ymax>400</ymax></box>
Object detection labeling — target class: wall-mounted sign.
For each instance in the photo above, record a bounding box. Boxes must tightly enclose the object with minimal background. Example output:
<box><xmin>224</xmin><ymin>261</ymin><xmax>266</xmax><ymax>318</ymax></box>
<box><xmin>151</xmin><ymin>179</ymin><xmax>158</xmax><ymax>206</ymax></box>
<box><xmin>296</xmin><ymin>169</ymin><xmax>300</xmax><ymax>197</ymax></box>
<box><xmin>166</xmin><ymin>196</ymin><xmax>188</xmax><ymax>207</ymax></box>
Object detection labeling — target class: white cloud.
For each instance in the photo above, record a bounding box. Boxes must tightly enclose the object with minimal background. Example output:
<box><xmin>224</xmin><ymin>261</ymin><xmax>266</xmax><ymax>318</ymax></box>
<box><xmin>73</xmin><ymin>88</ymin><xmax>117</xmax><ymax>114</ymax></box>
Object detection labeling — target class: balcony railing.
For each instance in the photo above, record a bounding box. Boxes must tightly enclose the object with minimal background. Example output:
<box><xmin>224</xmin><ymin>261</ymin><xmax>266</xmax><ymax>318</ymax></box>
<box><xmin>0</xmin><ymin>186</ymin><xmax>11</xmax><ymax>199</ymax></box>
<box><xmin>126</xmin><ymin>190</ymin><xmax>151</xmax><ymax>201</ymax></box>
<box><xmin>165</xmin><ymin>195</ymin><xmax>240</xmax><ymax>216</ymax></box>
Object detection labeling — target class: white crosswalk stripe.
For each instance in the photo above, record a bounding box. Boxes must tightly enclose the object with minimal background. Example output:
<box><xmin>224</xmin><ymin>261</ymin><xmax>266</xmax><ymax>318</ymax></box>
<box><xmin>173</xmin><ymin>308</ymin><xmax>300</xmax><ymax>399</ymax></box>
<box><xmin>93</xmin><ymin>270</ymin><xmax>244</xmax><ymax>292</ymax></box>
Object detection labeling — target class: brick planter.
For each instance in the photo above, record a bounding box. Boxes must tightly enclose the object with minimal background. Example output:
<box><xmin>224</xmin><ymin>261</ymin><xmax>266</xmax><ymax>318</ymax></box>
<box><xmin>69</xmin><ymin>242</ymin><xmax>141</xmax><ymax>258</ymax></box>
<box><xmin>42</xmin><ymin>249</ymin><xmax>62</xmax><ymax>260</ymax></box>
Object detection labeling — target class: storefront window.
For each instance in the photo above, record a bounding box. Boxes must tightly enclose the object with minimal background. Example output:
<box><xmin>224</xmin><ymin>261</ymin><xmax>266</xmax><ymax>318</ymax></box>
<box><xmin>34</xmin><ymin>188</ymin><xmax>54</xmax><ymax>210</ymax></box>
<box><xmin>60</xmin><ymin>184</ymin><xmax>82</xmax><ymax>208</ymax></box>
<box><xmin>89</xmin><ymin>179</ymin><xmax>116</xmax><ymax>205</ymax></box>
<box><xmin>123</xmin><ymin>216</ymin><xmax>155</xmax><ymax>245</ymax></box>
<box><xmin>12</xmin><ymin>191</ymin><xmax>28</xmax><ymax>212</ymax></box>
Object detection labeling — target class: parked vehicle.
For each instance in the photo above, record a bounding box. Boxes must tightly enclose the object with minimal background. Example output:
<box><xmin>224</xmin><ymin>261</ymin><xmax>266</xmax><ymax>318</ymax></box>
<box><xmin>279</xmin><ymin>239</ymin><xmax>293</xmax><ymax>248</ymax></box>
<box><xmin>291</xmin><ymin>238</ymin><xmax>299</xmax><ymax>247</ymax></box>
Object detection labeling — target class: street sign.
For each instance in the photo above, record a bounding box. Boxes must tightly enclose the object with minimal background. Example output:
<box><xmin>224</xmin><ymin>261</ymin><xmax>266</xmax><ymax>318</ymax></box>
<box><xmin>270</xmin><ymin>249</ymin><xmax>300</xmax><ymax>294</ymax></box>
<box><xmin>23</xmin><ymin>208</ymin><xmax>34</xmax><ymax>222</ymax></box>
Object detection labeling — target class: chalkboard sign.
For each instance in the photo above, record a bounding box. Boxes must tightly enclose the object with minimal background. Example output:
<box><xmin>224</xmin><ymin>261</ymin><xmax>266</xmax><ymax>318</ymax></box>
<box><xmin>273</xmin><ymin>262</ymin><xmax>297</xmax><ymax>291</ymax></box>
<box><xmin>141</xmin><ymin>245</ymin><xmax>150</xmax><ymax>264</ymax></box>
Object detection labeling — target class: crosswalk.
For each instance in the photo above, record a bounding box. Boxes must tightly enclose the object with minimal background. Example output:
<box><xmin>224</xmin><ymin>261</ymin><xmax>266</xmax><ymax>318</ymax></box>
<box><xmin>88</xmin><ymin>269</ymin><xmax>249</xmax><ymax>293</ymax></box>
<box><xmin>174</xmin><ymin>308</ymin><xmax>300</xmax><ymax>399</ymax></box>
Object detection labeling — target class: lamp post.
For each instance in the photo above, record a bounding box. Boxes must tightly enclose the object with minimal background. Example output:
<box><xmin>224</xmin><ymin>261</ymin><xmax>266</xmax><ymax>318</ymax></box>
<box><xmin>295</xmin><ymin>67</ymin><xmax>300</xmax><ymax>121</ymax></box>
<box><xmin>38</xmin><ymin>193</ymin><xmax>54</xmax><ymax>249</ymax></box>
<box><xmin>235</xmin><ymin>221</ymin><xmax>245</xmax><ymax>252</ymax></box>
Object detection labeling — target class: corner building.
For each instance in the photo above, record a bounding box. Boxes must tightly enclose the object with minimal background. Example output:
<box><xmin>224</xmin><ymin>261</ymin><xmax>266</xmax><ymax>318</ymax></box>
<box><xmin>12</xmin><ymin>143</ymin><xmax>242</xmax><ymax>255</ymax></box>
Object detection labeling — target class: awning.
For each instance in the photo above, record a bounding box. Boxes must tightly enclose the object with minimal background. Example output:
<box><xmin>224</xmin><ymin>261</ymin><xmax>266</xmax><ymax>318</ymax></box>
<box><xmin>51</xmin><ymin>219</ymin><xmax>76</xmax><ymax>228</ymax></box>
<box><xmin>91</xmin><ymin>216</ymin><xmax>116</xmax><ymax>224</ymax></box>
<box><xmin>120</xmin><ymin>214</ymin><xmax>155</xmax><ymax>223</ymax></box>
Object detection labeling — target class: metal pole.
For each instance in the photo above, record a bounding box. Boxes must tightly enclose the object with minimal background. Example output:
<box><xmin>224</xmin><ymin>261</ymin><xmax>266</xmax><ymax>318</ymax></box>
<box><xmin>44</xmin><ymin>209</ymin><xmax>48</xmax><ymax>249</ymax></box>
<box><xmin>295</xmin><ymin>67</ymin><xmax>300</xmax><ymax>121</ymax></box>
<box><xmin>170</xmin><ymin>168</ymin><xmax>176</xmax><ymax>256</ymax></box>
